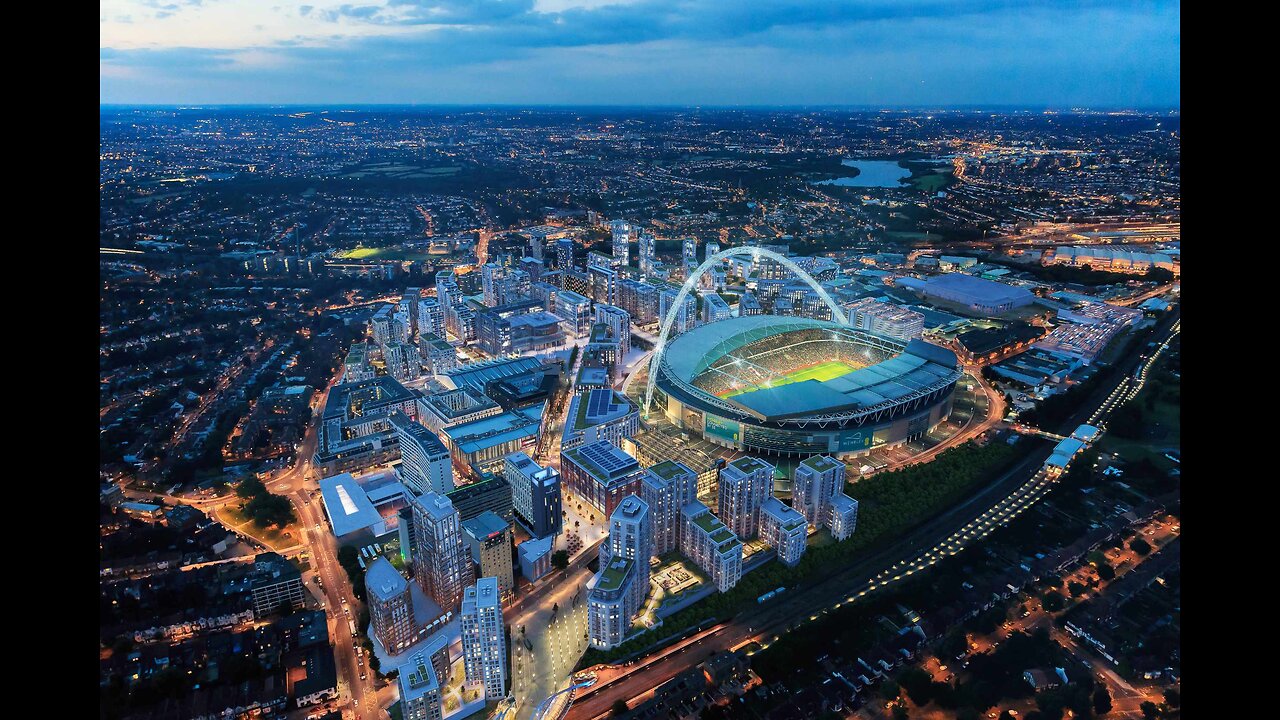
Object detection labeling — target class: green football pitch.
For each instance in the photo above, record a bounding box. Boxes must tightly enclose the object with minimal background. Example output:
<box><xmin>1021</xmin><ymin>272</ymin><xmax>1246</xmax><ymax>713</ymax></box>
<box><xmin>720</xmin><ymin>360</ymin><xmax>858</xmax><ymax>398</ymax></box>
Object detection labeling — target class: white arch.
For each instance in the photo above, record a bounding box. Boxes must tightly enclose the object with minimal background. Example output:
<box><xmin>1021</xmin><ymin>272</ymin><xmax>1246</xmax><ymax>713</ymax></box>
<box><xmin>642</xmin><ymin>247</ymin><xmax>848</xmax><ymax>419</ymax></box>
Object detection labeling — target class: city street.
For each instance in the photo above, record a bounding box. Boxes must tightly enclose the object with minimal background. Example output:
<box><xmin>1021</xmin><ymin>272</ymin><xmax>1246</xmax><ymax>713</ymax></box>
<box><xmin>510</xmin><ymin>567</ymin><xmax>593</xmax><ymax>720</ymax></box>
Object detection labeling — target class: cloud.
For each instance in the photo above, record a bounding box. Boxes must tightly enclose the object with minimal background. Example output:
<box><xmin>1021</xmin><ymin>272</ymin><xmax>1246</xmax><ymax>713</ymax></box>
<box><xmin>100</xmin><ymin>0</ymin><xmax>1180</xmax><ymax>106</ymax></box>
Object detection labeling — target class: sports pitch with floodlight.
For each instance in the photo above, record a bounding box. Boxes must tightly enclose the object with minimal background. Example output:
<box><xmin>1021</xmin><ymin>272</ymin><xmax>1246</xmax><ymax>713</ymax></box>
<box><xmin>719</xmin><ymin>360</ymin><xmax>859</xmax><ymax>398</ymax></box>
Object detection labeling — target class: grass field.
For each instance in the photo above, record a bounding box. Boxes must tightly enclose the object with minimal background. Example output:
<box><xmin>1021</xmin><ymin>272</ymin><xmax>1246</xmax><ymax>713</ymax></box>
<box><xmin>335</xmin><ymin>247</ymin><xmax>437</xmax><ymax>261</ymax></box>
<box><xmin>338</xmin><ymin>247</ymin><xmax>383</xmax><ymax>259</ymax></box>
<box><xmin>720</xmin><ymin>360</ymin><xmax>857</xmax><ymax>398</ymax></box>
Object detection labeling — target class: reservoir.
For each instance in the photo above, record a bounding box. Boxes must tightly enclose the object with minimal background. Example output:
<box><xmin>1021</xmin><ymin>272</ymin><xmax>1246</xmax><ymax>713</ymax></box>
<box><xmin>812</xmin><ymin>159</ymin><xmax>911</xmax><ymax>188</ymax></box>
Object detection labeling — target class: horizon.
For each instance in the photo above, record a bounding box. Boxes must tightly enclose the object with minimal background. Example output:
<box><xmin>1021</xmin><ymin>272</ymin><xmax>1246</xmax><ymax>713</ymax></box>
<box><xmin>100</xmin><ymin>103</ymin><xmax>1182</xmax><ymax>113</ymax></box>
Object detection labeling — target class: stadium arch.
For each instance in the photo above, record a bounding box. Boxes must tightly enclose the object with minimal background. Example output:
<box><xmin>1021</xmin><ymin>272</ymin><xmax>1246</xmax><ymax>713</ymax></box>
<box><xmin>642</xmin><ymin>247</ymin><xmax>848</xmax><ymax>419</ymax></box>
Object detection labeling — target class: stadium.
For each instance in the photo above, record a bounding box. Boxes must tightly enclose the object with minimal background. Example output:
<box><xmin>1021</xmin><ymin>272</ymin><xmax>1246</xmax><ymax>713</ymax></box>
<box><xmin>648</xmin><ymin>316</ymin><xmax>963</xmax><ymax>458</ymax></box>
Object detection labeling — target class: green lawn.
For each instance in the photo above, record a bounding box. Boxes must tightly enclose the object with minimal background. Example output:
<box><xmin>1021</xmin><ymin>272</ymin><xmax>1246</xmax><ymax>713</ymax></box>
<box><xmin>911</xmin><ymin>171</ymin><xmax>952</xmax><ymax>192</ymax></box>
<box><xmin>216</xmin><ymin>503</ymin><xmax>300</xmax><ymax>549</ymax></box>
<box><xmin>722</xmin><ymin>360</ymin><xmax>857</xmax><ymax>398</ymax></box>
<box><xmin>338</xmin><ymin>247</ymin><xmax>383</xmax><ymax>259</ymax></box>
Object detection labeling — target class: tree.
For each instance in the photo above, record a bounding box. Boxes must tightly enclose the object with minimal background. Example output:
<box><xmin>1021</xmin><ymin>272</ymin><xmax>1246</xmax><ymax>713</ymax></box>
<box><xmin>898</xmin><ymin>667</ymin><xmax>935</xmax><ymax>706</ymax></box>
<box><xmin>1090</xmin><ymin>686</ymin><xmax>1111</xmax><ymax>712</ymax></box>
<box><xmin>1042</xmin><ymin>591</ymin><xmax>1065</xmax><ymax>612</ymax></box>
<box><xmin>892</xmin><ymin>704</ymin><xmax>910</xmax><ymax>720</ymax></box>
<box><xmin>1163</xmin><ymin>688</ymin><xmax>1180</xmax><ymax>708</ymax></box>
<box><xmin>941</xmin><ymin>631</ymin><xmax>969</xmax><ymax>659</ymax></box>
<box><xmin>881</xmin><ymin>680</ymin><xmax>901</xmax><ymax>701</ymax></box>
<box><xmin>611</xmin><ymin>699</ymin><xmax>629</xmax><ymax>716</ymax></box>
<box><xmin>1140</xmin><ymin>701</ymin><xmax>1160</xmax><ymax>719</ymax></box>
<box><xmin>1097</xmin><ymin>562</ymin><xmax>1116</xmax><ymax>581</ymax></box>
<box><xmin>552</xmin><ymin>550</ymin><xmax>570</xmax><ymax>570</ymax></box>
<box><xmin>1068</xmin><ymin>581</ymin><xmax>1088</xmax><ymax>598</ymax></box>
<box><xmin>1130</xmin><ymin>538</ymin><xmax>1152</xmax><ymax>556</ymax></box>
<box><xmin>236</xmin><ymin>475</ymin><xmax>266</xmax><ymax>498</ymax></box>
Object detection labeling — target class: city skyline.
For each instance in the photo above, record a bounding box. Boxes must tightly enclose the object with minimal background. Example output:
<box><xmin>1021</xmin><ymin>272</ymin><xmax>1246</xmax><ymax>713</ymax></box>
<box><xmin>100</xmin><ymin>0</ymin><xmax>1180</xmax><ymax>107</ymax></box>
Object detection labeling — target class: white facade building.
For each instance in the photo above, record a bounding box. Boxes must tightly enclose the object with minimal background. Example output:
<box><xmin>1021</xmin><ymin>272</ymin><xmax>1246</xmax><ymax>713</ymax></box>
<box><xmin>460</xmin><ymin>577</ymin><xmax>507</xmax><ymax>699</ymax></box>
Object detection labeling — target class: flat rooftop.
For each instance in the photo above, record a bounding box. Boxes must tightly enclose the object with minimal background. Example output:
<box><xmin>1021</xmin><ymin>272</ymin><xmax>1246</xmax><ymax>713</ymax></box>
<box><xmin>319</xmin><ymin>473</ymin><xmax>383</xmax><ymax>537</ymax></box>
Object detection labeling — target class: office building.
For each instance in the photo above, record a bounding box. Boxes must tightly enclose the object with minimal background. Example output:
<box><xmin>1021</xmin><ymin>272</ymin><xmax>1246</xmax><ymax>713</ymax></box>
<box><xmin>460</xmin><ymin>577</ymin><xmax>507</xmax><ymax>699</ymax></box>
<box><xmin>411</xmin><ymin>492</ymin><xmax>475</xmax><ymax>611</ymax></box>
<box><xmin>518</xmin><ymin>535</ymin><xmax>554</xmax><ymax>582</ymax></box>
<box><xmin>717</xmin><ymin>457</ymin><xmax>774</xmax><ymax>540</ymax></box>
<box><xmin>560</xmin><ymin>440</ymin><xmax>646</xmax><ymax>519</ymax></box>
<box><xmin>416</xmin><ymin>387</ymin><xmax>501</xmax><ymax>435</ymax></box>
<box><xmin>391</xmin><ymin>411</ymin><xmax>455</xmax><ymax>496</ymax></box>
<box><xmin>475</xmin><ymin>299</ymin><xmax>564</xmax><ymax>357</ymax></box>
<box><xmin>504</xmin><ymin>452</ymin><xmax>562</xmax><ymax>538</ymax></box>
<box><xmin>366</xmin><ymin>557</ymin><xmax>416</xmax><ymax>653</ymax></box>
<box><xmin>445</xmin><ymin>477</ymin><xmax>515</xmax><ymax>525</ymax></box>
<box><xmin>679</xmin><ymin>502</ymin><xmax>742</xmax><ymax>593</ymax></box>
<box><xmin>758</xmin><ymin>497</ymin><xmax>807</xmax><ymax>567</ymax></box>
<box><xmin>552</xmin><ymin>289</ymin><xmax>593</xmax><ymax>339</ymax></box>
<box><xmin>462</xmin><ymin>512</ymin><xmax>515</xmax><ymax>602</ymax></box>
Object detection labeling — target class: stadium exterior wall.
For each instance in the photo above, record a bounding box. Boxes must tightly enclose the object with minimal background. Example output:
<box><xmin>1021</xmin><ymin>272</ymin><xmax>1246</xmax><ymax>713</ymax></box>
<box><xmin>653</xmin><ymin>382</ymin><xmax>955</xmax><ymax>458</ymax></box>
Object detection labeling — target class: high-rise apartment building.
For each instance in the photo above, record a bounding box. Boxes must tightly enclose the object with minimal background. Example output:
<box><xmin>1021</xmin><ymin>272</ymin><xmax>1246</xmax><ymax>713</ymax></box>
<box><xmin>411</xmin><ymin>492</ymin><xmax>476</xmax><ymax>611</ymax></box>
<box><xmin>460</xmin><ymin>577</ymin><xmax>507</xmax><ymax>699</ymax></box>
<box><xmin>504</xmin><ymin>452</ymin><xmax>562</xmax><ymax>538</ymax></box>
<box><xmin>717</xmin><ymin>456</ymin><xmax>774</xmax><ymax>540</ymax></box>
<box><xmin>391</xmin><ymin>411</ymin><xmax>455</xmax><ymax>496</ymax></box>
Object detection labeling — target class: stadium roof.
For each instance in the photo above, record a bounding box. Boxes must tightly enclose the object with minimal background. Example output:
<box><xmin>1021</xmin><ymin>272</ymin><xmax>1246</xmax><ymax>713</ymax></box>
<box><xmin>663</xmin><ymin>315</ymin><xmax>958</xmax><ymax>420</ymax></box>
<box><xmin>728</xmin><ymin>339</ymin><xmax>957</xmax><ymax>419</ymax></box>
<box><xmin>662</xmin><ymin>316</ymin><xmax>853</xmax><ymax>381</ymax></box>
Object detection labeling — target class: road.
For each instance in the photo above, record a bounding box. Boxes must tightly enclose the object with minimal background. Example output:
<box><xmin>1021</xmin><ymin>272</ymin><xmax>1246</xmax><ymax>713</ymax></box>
<box><xmin>510</xmin><ymin>569</ymin><xmax>593</xmax><ymax>720</ymax></box>
<box><xmin>267</xmin><ymin>372</ymin><xmax>386</xmax><ymax>718</ymax></box>
<box><xmin>568</xmin><ymin>307</ymin><xmax>1182</xmax><ymax>720</ymax></box>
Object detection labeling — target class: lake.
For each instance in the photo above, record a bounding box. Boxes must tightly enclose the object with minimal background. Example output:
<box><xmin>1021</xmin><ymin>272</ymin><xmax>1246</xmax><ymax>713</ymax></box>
<box><xmin>811</xmin><ymin>159</ymin><xmax>911</xmax><ymax>188</ymax></box>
